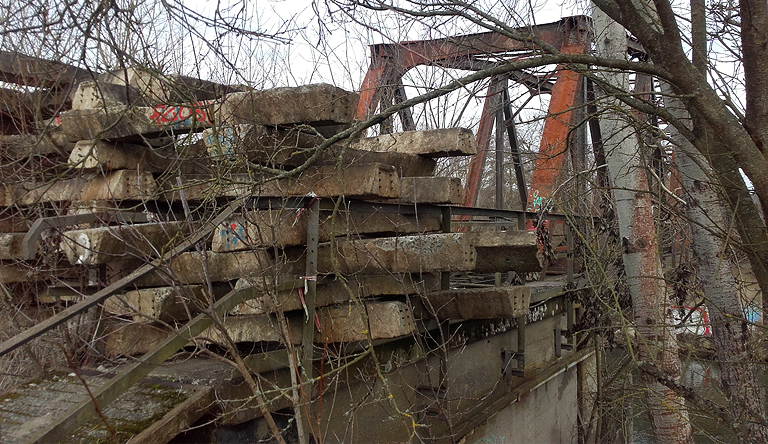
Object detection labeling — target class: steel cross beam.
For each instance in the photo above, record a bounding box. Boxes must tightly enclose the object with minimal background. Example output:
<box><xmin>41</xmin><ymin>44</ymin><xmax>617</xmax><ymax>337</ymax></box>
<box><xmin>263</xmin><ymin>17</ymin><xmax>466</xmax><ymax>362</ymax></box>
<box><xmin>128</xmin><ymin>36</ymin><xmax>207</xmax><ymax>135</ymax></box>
<box><xmin>356</xmin><ymin>16</ymin><xmax>591</xmax><ymax>215</ymax></box>
<box><xmin>356</xmin><ymin>15</ymin><xmax>591</xmax><ymax>121</ymax></box>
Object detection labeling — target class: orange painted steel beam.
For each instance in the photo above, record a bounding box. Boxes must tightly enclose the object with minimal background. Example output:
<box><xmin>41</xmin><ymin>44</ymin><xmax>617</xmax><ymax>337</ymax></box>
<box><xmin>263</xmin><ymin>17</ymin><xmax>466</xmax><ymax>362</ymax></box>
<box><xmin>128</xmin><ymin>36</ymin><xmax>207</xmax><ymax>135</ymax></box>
<box><xmin>356</xmin><ymin>16</ymin><xmax>590</xmax><ymax>122</ymax></box>
<box><xmin>525</xmin><ymin>46</ymin><xmax>586</xmax><ymax>213</ymax></box>
<box><xmin>356</xmin><ymin>63</ymin><xmax>389</xmax><ymax>122</ymax></box>
<box><xmin>371</xmin><ymin>17</ymin><xmax>585</xmax><ymax>70</ymax></box>
<box><xmin>356</xmin><ymin>16</ymin><xmax>592</xmax><ymax>224</ymax></box>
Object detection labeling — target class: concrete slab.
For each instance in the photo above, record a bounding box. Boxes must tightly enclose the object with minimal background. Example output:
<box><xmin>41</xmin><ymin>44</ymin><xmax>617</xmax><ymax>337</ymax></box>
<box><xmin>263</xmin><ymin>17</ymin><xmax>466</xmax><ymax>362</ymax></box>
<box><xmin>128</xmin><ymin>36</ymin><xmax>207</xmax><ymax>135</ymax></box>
<box><xmin>318</xmin><ymin>300</ymin><xmax>415</xmax><ymax>343</ymax></box>
<box><xmin>351</xmin><ymin>128</ymin><xmax>477</xmax><ymax>157</ymax></box>
<box><xmin>0</xmin><ymin>369</ymin><xmax>211</xmax><ymax>444</ymax></box>
<box><xmin>60</xmin><ymin>221</ymin><xmax>188</xmax><ymax>265</ymax></box>
<box><xmin>232</xmin><ymin>273</ymin><xmax>440</xmax><ymax>315</ymax></box>
<box><xmin>71</xmin><ymin>80</ymin><xmax>149</xmax><ymax>110</ymax></box>
<box><xmin>396</xmin><ymin>176</ymin><xmax>463</xmax><ymax>204</ymax></box>
<box><xmin>98</xmin><ymin>67</ymin><xmax>237</xmax><ymax>102</ymax></box>
<box><xmin>316</xmin><ymin>232</ymin><xmax>477</xmax><ymax>275</ymax></box>
<box><xmin>68</xmin><ymin>139</ymin><xmax>207</xmax><ymax>173</ymax></box>
<box><xmin>0</xmin><ymin>260</ymin><xmax>83</xmax><ymax>283</ymax></box>
<box><xmin>0</xmin><ymin>212</ymin><xmax>32</xmax><ymax>233</ymax></box>
<box><xmin>465</xmin><ymin>231</ymin><xmax>543</xmax><ymax>273</ymax></box>
<box><xmin>202</xmin><ymin>124</ymin><xmax>322</xmax><ymax>166</ymax></box>
<box><xmin>1</xmin><ymin>169</ymin><xmax>157</xmax><ymax>206</ymax></box>
<box><xmin>55</xmin><ymin>104</ymin><xmax>213</xmax><ymax>141</ymax></box>
<box><xmin>128</xmin><ymin>250</ymin><xmax>279</xmax><ymax>287</ymax></box>
<box><xmin>414</xmin><ymin>286</ymin><xmax>532</xmax><ymax>319</ymax></box>
<box><xmin>202</xmin><ymin>125</ymin><xmax>436</xmax><ymax>176</ymax></box>
<box><xmin>163</xmin><ymin>163</ymin><xmax>400</xmax><ymax>201</ymax></box>
<box><xmin>214</xmin><ymin>84</ymin><xmax>358</xmax><ymax>126</ymax></box>
<box><xmin>212</xmin><ymin>209</ymin><xmax>441</xmax><ymax>251</ymax></box>
<box><xmin>104</xmin><ymin>283</ymin><xmax>231</xmax><ymax>323</ymax></box>
<box><xmin>0</xmin><ymin>133</ymin><xmax>74</xmax><ymax>157</ymax></box>
<box><xmin>319</xmin><ymin>144</ymin><xmax>437</xmax><ymax>177</ymax></box>
<box><xmin>105</xmin><ymin>300</ymin><xmax>415</xmax><ymax>356</ymax></box>
<box><xmin>72</xmin><ymin>67</ymin><xmax>238</xmax><ymax>110</ymax></box>
<box><xmin>0</xmin><ymin>232</ymin><xmax>24</xmax><ymax>259</ymax></box>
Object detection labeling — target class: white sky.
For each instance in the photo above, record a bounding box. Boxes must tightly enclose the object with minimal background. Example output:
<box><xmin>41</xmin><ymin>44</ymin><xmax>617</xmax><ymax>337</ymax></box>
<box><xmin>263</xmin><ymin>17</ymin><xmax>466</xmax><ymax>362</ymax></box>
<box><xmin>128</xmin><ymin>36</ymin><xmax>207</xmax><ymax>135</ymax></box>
<box><xmin>186</xmin><ymin>0</ymin><xmax>583</xmax><ymax>89</ymax></box>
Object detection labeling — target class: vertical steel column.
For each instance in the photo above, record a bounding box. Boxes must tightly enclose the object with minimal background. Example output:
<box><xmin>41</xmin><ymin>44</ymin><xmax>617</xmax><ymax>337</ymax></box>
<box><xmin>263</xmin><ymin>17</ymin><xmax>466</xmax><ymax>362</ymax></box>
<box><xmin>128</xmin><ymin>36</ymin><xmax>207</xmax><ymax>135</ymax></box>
<box><xmin>495</xmin><ymin>80</ymin><xmax>506</xmax><ymax>211</ymax></box>
<box><xmin>394</xmin><ymin>81</ymin><xmax>416</xmax><ymax>131</ymax></box>
<box><xmin>511</xmin><ymin>313</ymin><xmax>526</xmax><ymax>376</ymax></box>
<box><xmin>502</xmin><ymin>87</ymin><xmax>528</xmax><ymax>230</ymax></box>
<box><xmin>301</xmin><ymin>199</ymin><xmax>320</xmax><ymax>414</ymax></box>
<box><xmin>439</xmin><ymin>206</ymin><xmax>452</xmax><ymax>382</ymax></box>
<box><xmin>494</xmin><ymin>80</ymin><xmax>507</xmax><ymax>288</ymax></box>
<box><xmin>440</xmin><ymin>206</ymin><xmax>452</xmax><ymax>289</ymax></box>
<box><xmin>463</xmin><ymin>77</ymin><xmax>505</xmax><ymax>207</ymax></box>
<box><xmin>563</xmin><ymin>222</ymin><xmax>575</xmax><ymax>351</ymax></box>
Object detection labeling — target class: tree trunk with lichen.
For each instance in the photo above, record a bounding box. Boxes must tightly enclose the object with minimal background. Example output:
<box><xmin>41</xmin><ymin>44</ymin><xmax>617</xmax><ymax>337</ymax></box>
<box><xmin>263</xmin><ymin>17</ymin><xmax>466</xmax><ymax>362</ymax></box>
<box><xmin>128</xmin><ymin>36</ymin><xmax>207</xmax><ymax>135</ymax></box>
<box><xmin>664</xmin><ymin>89</ymin><xmax>768</xmax><ymax>442</ymax></box>
<box><xmin>593</xmin><ymin>7</ymin><xmax>693</xmax><ymax>444</ymax></box>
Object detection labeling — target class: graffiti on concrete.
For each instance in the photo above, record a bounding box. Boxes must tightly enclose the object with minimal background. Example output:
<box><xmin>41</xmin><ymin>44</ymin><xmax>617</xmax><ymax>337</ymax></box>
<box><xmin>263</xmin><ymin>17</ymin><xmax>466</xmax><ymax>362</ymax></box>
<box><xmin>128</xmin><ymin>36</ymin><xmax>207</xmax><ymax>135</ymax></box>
<box><xmin>528</xmin><ymin>189</ymin><xmax>553</xmax><ymax>212</ymax></box>
<box><xmin>671</xmin><ymin>306</ymin><xmax>711</xmax><ymax>336</ymax></box>
<box><xmin>219</xmin><ymin>220</ymin><xmax>245</xmax><ymax>251</ymax></box>
<box><xmin>205</xmin><ymin>126</ymin><xmax>236</xmax><ymax>156</ymax></box>
<box><xmin>149</xmin><ymin>103</ymin><xmax>211</xmax><ymax>128</ymax></box>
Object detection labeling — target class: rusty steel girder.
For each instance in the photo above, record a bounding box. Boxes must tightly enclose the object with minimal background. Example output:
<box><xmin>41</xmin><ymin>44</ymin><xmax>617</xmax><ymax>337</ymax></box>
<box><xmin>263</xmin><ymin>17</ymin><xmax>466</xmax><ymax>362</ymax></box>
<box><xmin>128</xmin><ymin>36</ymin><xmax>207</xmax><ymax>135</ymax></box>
<box><xmin>356</xmin><ymin>16</ymin><xmax>591</xmax><ymax>213</ymax></box>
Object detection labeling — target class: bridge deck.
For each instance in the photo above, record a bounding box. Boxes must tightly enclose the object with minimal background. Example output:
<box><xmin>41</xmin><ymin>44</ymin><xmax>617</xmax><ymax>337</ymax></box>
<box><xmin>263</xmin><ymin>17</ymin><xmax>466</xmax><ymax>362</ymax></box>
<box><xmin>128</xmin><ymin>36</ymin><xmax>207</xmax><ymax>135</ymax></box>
<box><xmin>0</xmin><ymin>369</ymin><xmax>211</xmax><ymax>444</ymax></box>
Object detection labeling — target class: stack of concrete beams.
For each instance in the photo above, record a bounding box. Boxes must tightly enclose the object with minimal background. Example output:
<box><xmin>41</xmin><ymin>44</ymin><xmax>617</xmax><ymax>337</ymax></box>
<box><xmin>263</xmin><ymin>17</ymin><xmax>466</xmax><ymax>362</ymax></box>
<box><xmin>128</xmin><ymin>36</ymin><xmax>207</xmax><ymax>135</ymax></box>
<box><xmin>1</xmin><ymin>66</ymin><xmax>541</xmax><ymax>365</ymax></box>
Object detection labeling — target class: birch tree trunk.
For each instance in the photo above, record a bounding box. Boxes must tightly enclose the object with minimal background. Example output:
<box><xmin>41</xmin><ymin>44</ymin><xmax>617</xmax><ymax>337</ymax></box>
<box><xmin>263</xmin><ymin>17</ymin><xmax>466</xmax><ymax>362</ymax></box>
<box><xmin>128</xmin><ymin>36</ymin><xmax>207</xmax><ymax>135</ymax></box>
<box><xmin>593</xmin><ymin>6</ymin><xmax>693</xmax><ymax>444</ymax></box>
<box><xmin>664</xmin><ymin>91</ymin><xmax>768</xmax><ymax>442</ymax></box>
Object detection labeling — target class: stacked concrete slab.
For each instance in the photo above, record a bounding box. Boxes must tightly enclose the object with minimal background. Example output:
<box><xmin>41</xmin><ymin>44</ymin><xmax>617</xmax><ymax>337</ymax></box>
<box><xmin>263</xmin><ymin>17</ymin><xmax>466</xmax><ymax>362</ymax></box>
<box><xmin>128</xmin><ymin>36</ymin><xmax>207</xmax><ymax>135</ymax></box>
<box><xmin>0</xmin><ymin>65</ymin><xmax>544</xmax><ymax>440</ymax></box>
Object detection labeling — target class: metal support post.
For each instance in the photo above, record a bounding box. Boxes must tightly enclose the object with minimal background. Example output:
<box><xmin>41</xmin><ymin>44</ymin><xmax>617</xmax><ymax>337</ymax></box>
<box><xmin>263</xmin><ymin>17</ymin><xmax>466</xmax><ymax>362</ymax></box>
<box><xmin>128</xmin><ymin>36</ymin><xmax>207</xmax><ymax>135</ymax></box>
<box><xmin>495</xmin><ymin>82</ymin><xmax>505</xmax><ymax>212</ymax></box>
<box><xmin>438</xmin><ymin>206</ymin><xmax>452</xmax><ymax>383</ymax></box>
<box><xmin>507</xmin><ymin>314</ymin><xmax>526</xmax><ymax>377</ymax></box>
<box><xmin>301</xmin><ymin>198</ymin><xmax>320</xmax><ymax>410</ymax></box>
<box><xmin>502</xmin><ymin>86</ymin><xmax>528</xmax><ymax>232</ymax></box>
<box><xmin>562</xmin><ymin>223</ymin><xmax>575</xmax><ymax>351</ymax></box>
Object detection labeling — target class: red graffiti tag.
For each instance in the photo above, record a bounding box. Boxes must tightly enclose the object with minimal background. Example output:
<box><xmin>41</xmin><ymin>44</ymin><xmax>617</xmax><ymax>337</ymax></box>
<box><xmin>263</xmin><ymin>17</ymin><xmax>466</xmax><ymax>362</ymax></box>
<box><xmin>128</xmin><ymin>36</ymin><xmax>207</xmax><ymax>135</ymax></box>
<box><xmin>149</xmin><ymin>102</ymin><xmax>211</xmax><ymax>126</ymax></box>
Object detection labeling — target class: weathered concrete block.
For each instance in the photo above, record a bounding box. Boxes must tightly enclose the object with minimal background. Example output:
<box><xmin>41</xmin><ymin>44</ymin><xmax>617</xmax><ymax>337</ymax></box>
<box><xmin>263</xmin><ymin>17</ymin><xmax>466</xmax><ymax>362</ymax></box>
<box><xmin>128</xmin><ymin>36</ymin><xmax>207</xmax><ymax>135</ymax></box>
<box><xmin>105</xmin><ymin>300</ymin><xmax>414</xmax><ymax>356</ymax></box>
<box><xmin>318</xmin><ymin>301</ymin><xmax>415</xmax><ymax>343</ymax></box>
<box><xmin>129</xmin><ymin>250</ymin><xmax>282</xmax><ymax>287</ymax></box>
<box><xmin>397</xmin><ymin>176</ymin><xmax>463</xmax><ymax>204</ymax></box>
<box><xmin>202</xmin><ymin>124</ymin><xmax>321</xmax><ymax>166</ymax></box>
<box><xmin>464</xmin><ymin>231</ymin><xmax>543</xmax><ymax>273</ymax></box>
<box><xmin>281</xmin><ymin>231</ymin><xmax>539</xmax><ymax>276</ymax></box>
<box><xmin>209</xmin><ymin>301</ymin><xmax>415</xmax><ymax>344</ymax></box>
<box><xmin>68</xmin><ymin>139</ymin><xmax>204</xmax><ymax>173</ymax></box>
<box><xmin>0</xmin><ymin>133</ymin><xmax>74</xmax><ymax>158</ymax></box>
<box><xmin>232</xmin><ymin>274</ymin><xmax>440</xmax><ymax>315</ymax></box>
<box><xmin>95</xmin><ymin>67</ymin><xmax>237</xmax><ymax>104</ymax></box>
<box><xmin>0</xmin><ymin>233</ymin><xmax>24</xmax><ymax>260</ymax></box>
<box><xmin>319</xmin><ymin>145</ymin><xmax>437</xmax><ymax>177</ymax></box>
<box><xmin>201</xmin><ymin>125</ymin><xmax>435</xmax><ymax>177</ymax></box>
<box><xmin>55</xmin><ymin>104</ymin><xmax>213</xmax><ymax>141</ymax></box>
<box><xmin>351</xmin><ymin>128</ymin><xmax>477</xmax><ymax>157</ymax></box>
<box><xmin>0</xmin><ymin>260</ymin><xmax>84</xmax><ymax>283</ymax></box>
<box><xmin>71</xmin><ymin>80</ymin><xmax>148</xmax><ymax>110</ymax></box>
<box><xmin>212</xmin><ymin>209</ymin><xmax>441</xmax><ymax>251</ymax></box>
<box><xmin>259</xmin><ymin>163</ymin><xmax>399</xmax><ymax>199</ymax></box>
<box><xmin>1</xmin><ymin>170</ymin><xmax>157</xmax><ymax>206</ymax></box>
<box><xmin>214</xmin><ymin>84</ymin><xmax>359</xmax><ymax>126</ymax></box>
<box><xmin>414</xmin><ymin>286</ymin><xmax>531</xmax><ymax>319</ymax></box>
<box><xmin>163</xmin><ymin>163</ymin><xmax>399</xmax><ymax>201</ymax></box>
<box><xmin>37</xmin><ymin>286</ymin><xmax>97</xmax><ymax>304</ymax></box>
<box><xmin>318</xmin><ymin>233</ymin><xmax>477</xmax><ymax>274</ymax></box>
<box><xmin>104</xmin><ymin>320</ymin><xmax>169</xmax><ymax>357</ymax></box>
<box><xmin>60</xmin><ymin>222</ymin><xmax>187</xmax><ymax>265</ymax></box>
<box><xmin>104</xmin><ymin>284</ymin><xmax>230</xmax><ymax>323</ymax></box>
<box><xmin>0</xmin><ymin>212</ymin><xmax>32</xmax><ymax>233</ymax></box>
